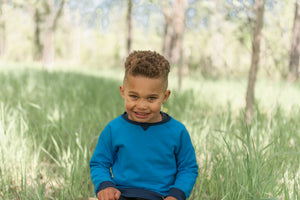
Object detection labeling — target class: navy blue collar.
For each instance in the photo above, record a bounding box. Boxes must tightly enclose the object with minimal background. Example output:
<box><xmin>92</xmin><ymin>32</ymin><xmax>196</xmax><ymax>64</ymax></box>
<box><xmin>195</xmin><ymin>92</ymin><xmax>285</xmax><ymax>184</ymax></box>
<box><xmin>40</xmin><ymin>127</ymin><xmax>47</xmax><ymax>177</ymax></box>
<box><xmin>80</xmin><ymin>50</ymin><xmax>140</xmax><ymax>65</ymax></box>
<box><xmin>121</xmin><ymin>112</ymin><xmax>171</xmax><ymax>131</ymax></box>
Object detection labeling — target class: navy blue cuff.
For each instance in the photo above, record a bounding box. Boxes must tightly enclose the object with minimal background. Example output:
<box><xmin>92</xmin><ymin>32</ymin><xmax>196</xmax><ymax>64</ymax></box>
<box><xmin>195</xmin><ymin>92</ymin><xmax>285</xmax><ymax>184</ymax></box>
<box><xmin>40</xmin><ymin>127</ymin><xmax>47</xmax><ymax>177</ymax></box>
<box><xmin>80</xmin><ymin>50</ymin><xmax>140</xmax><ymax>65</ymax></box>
<box><xmin>96</xmin><ymin>181</ymin><xmax>116</xmax><ymax>195</ymax></box>
<box><xmin>167</xmin><ymin>188</ymin><xmax>186</xmax><ymax>200</ymax></box>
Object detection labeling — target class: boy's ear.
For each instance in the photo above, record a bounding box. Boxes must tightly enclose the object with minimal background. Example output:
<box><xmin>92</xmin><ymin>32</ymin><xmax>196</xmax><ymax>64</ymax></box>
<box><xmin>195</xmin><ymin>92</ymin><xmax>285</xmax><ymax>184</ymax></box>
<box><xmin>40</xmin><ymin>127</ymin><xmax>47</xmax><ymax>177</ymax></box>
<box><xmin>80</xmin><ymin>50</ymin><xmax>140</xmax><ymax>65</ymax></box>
<box><xmin>162</xmin><ymin>90</ymin><xmax>171</xmax><ymax>103</ymax></box>
<box><xmin>119</xmin><ymin>85</ymin><xmax>125</xmax><ymax>99</ymax></box>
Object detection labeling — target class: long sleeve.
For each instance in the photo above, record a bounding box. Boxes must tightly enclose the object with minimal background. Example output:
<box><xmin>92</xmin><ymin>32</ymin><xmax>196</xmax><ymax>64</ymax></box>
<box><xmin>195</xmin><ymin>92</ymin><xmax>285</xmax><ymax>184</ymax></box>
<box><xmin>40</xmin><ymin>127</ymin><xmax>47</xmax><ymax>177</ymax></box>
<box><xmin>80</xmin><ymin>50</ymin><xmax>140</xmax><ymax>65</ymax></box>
<box><xmin>168</xmin><ymin>127</ymin><xmax>198</xmax><ymax>199</ymax></box>
<box><xmin>90</xmin><ymin>125</ymin><xmax>116</xmax><ymax>195</ymax></box>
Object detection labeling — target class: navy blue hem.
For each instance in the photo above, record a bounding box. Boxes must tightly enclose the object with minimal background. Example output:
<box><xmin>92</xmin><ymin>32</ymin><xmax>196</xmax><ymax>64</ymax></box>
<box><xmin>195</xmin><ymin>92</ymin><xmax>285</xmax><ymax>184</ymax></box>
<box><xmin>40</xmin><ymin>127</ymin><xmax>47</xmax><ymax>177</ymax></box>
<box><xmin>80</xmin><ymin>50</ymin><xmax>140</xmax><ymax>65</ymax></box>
<box><xmin>167</xmin><ymin>188</ymin><xmax>186</xmax><ymax>200</ymax></box>
<box><xmin>96</xmin><ymin>181</ymin><xmax>116</xmax><ymax>194</ymax></box>
<box><xmin>118</xmin><ymin>188</ymin><xmax>164</xmax><ymax>200</ymax></box>
<box><xmin>121</xmin><ymin>112</ymin><xmax>171</xmax><ymax>130</ymax></box>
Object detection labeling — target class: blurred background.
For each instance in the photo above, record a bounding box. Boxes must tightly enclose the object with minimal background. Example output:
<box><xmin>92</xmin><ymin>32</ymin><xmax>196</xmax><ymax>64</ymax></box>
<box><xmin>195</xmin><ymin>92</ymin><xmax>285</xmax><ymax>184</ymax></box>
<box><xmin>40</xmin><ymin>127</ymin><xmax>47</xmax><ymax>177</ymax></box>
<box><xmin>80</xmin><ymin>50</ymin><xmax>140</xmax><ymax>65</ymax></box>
<box><xmin>0</xmin><ymin>0</ymin><xmax>298</xmax><ymax>79</ymax></box>
<box><xmin>0</xmin><ymin>0</ymin><xmax>300</xmax><ymax>199</ymax></box>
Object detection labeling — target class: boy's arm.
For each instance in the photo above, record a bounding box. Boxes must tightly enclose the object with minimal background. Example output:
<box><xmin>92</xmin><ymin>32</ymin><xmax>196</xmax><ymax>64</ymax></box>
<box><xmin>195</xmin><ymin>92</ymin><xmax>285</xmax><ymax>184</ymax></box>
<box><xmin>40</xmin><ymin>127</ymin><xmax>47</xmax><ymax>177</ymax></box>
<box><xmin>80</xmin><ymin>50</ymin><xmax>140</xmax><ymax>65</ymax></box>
<box><xmin>168</xmin><ymin>128</ymin><xmax>198</xmax><ymax>200</ymax></box>
<box><xmin>90</xmin><ymin>125</ymin><xmax>117</xmax><ymax>195</ymax></box>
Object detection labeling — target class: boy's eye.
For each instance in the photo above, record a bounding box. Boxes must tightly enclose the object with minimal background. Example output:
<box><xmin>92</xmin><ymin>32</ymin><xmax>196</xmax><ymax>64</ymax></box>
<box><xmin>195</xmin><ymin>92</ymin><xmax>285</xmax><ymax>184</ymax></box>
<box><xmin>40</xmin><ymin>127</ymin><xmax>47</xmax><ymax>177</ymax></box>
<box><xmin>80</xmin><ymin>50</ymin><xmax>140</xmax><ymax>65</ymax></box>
<box><xmin>148</xmin><ymin>97</ymin><xmax>156</xmax><ymax>101</ymax></box>
<box><xmin>130</xmin><ymin>95</ymin><xmax>138</xmax><ymax>99</ymax></box>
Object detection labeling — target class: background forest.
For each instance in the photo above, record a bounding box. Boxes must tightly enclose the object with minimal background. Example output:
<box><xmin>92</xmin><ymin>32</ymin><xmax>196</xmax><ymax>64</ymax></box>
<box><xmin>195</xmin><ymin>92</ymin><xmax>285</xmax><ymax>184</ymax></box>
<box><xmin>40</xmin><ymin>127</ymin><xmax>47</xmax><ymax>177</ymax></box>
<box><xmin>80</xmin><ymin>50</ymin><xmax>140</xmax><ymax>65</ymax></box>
<box><xmin>0</xmin><ymin>0</ymin><xmax>300</xmax><ymax>199</ymax></box>
<box><xmin>0</xmin><ymin>0</ymin><xmax>298</xmax><ymax>79</ymax></box>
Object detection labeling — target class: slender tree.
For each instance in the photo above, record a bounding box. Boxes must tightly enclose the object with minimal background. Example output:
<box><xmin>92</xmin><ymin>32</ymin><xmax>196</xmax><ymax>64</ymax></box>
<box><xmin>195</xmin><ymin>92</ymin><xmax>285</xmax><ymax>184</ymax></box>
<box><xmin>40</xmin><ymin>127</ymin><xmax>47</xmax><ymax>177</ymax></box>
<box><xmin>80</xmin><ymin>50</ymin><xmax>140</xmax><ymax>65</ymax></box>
<box><xmin>33</xmin><ymin>7</ymin><xmax>43</xmax><ymax>60</ymax></box>
<box><xmin>42</xmin><ymin>0</ymin><xmax>66</xmax><ymax>68</ymax></box>
<box><xmin>19</xmin><ymin>0</ymin><xmax>65</xmax><ymax>66</ymax></box>
<box><xmin>162</xmin><ymin>5</ymin><xmax>172</xmax><ymax>60</ymax></box>
<box><xmin>17</xmin><ymin>0</ymin><xmax>43</xmax><ymax>61</ymax></box>
<box><xmin>288</xmin><ymin>0</ymin><xmax>300</xmax><ymax>81</ymax></box>
<box><xmin>162</xmin><ymin>0</ymin><xmax>187</xmax><ymax>90</ymax></box>
<box><xmin>245</xmin><ymin>0</ymin><xmax>266</xmax><ymax>125</ymax></box>
<box><xmin>126</xmin><ymin>0</ymin><xmax>132</xmax><ymax>55</ymax></box>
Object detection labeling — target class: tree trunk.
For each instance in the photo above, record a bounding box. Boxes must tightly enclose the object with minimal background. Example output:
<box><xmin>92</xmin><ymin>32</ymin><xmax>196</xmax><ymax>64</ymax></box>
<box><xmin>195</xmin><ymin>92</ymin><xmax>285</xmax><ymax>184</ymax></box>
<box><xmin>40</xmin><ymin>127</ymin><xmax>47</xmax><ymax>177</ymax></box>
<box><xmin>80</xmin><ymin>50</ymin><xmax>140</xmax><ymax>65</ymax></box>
<box><xmin>245</xmin><ymin>0</ymin><xmax>266</xmax><ymax>125</ymax></box>
<box><xmin>288</xmin><ymin>0</ymin><xmax>300</xmax><ymax>82</ymax></box>
<box><xmin>43</xmin><ymin>29</ymin><xmax>54</xmax><ymax>68</ymax></box>
<box><xmin>42</xmin><ymin>0</ymin><xmax>65</xmax><ymax>68</ymax></box>
<box><xmin>172</xmin><ymin>0</ymin><xmax>187</xmax><ymax>90</ymax></box>
<box><xmin>162</xmin><ymin>0</ymin><xmax>187</xmax><ymax>90</ymax></box>
<box><xmin>126</xmin><ymin>0</ymin><xmax>132</xmax><ymax>55</ymax></box>
<box><xmin>210</xmin><ymin>3</ymin><xmax>224</xmax><ymax>75</ymax></box>
<box><xmin>162</xmin><ymin>8</ymin><xmax>172</xmax><ymax>60</ymax></box>
<box><xmin>42</xmin><ymin>0</ymin><xmax>55</xmax><ymax>68</ymax></box>
<box><xmin>43</xmin><ymin>18</ymin><xmax>54</xmax><ymax>67</ymax></box>
<box><xmin>33</xmin><ymin>8</ymin><xmax>43</xmax><ymax>61</ymax></box>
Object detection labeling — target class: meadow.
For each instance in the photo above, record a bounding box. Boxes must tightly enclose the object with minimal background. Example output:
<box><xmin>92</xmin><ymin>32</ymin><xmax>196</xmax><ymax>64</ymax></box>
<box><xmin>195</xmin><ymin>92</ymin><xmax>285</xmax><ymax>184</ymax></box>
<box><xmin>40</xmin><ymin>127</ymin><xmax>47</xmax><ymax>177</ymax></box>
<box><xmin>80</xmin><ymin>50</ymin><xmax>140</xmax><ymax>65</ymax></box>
<box><xmin>0</xmin><ymin>66</ymin><xmax>299</xmax><ymax>200</ymax></box>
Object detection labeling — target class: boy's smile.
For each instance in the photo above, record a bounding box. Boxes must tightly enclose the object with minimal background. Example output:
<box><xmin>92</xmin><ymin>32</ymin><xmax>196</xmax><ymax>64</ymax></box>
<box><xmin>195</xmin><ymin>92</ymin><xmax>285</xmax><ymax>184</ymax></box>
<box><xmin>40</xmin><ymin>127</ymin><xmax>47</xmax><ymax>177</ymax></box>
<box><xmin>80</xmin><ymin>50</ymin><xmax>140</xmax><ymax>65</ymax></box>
<box><xmin>120</xmin><ymin>75</ymin><xmax>171</xmax><ymax>123</ymax></box>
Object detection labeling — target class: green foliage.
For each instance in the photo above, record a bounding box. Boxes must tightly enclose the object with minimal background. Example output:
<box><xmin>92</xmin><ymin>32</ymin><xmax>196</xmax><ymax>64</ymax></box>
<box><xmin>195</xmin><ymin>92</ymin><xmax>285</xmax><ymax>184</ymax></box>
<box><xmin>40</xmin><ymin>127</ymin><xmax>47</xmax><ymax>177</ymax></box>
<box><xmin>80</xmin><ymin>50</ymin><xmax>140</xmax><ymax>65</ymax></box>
<box><xmin>0</xmin><ymin>67</ymin><xmax>299</xmax><ymax>199</ymax></box>
<box><xmin>0</xmin><ymin>1</ymin><xmax>297</xmax><ymax>79</ymax></box>
<box><xmin>0</xmin><ymin>67</ymin><xmax>123</xmax><ymax>199</ymax></box>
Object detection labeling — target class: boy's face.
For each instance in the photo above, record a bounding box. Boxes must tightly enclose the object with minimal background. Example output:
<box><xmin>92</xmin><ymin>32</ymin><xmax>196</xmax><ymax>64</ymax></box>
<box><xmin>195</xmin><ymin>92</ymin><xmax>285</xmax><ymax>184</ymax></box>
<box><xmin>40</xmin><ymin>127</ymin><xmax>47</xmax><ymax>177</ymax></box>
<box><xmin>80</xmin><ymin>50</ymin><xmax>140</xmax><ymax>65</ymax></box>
<box><xmin>120</xmin><ymin>75</ymin><xmax>171</xmax><ymax>123</ymax></box>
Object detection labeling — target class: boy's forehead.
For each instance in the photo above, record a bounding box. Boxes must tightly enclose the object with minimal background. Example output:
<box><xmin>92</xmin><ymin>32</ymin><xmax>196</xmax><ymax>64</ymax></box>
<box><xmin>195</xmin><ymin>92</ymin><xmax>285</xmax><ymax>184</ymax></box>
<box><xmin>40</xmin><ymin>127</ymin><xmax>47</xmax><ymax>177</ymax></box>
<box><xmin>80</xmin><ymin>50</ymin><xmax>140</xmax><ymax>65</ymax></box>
<box><xmin>124</xmin><ymin>75</ymin><xmax>166</xmax><ymax>91</ymax></box>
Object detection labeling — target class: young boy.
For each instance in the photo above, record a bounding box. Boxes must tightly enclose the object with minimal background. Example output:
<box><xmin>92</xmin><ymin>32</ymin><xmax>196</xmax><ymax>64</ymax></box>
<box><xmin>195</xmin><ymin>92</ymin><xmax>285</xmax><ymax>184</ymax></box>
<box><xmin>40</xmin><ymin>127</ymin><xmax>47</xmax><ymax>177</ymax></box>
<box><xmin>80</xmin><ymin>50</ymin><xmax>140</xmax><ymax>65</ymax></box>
<box><xmin>90</xmin><ymin>51</ymin><xmax>198</xmax><ymax>200</ymax></box>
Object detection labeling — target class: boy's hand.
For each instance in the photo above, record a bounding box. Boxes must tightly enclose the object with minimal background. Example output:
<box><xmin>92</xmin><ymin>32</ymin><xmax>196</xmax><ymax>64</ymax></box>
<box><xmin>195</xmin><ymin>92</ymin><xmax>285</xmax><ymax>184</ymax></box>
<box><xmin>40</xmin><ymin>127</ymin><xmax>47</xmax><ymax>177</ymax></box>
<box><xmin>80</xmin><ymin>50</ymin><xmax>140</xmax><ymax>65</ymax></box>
<box><xmin>164</xmin><ymin>197</ymin><xmax>178</xmax><ymax>200</ymax></box>
<box><xmin>97</xmin><ymin>187</ymin><xmax>121</xmax><ymax>200</ymax></box>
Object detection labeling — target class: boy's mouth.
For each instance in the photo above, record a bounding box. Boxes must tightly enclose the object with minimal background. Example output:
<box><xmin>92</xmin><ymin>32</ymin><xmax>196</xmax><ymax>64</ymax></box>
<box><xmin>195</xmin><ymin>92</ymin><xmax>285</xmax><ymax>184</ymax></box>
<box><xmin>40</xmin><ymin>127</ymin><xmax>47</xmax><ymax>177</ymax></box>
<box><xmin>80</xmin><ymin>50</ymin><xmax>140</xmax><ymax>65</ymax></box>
<box><xmin>134</xmin><ymin>112</ymin><xmax>149</xmax><ymax>118</ymax></box>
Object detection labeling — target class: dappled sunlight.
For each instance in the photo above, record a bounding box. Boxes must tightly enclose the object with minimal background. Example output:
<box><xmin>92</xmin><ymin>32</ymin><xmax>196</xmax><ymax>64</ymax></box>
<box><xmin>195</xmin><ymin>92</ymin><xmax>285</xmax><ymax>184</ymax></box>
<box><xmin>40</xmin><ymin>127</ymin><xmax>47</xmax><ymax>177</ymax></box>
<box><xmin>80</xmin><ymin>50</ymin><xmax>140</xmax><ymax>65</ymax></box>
<box><xmin>0</xmin><ymin>103</ymin><xmax>41</xmax><ymax>195</ymax></box>
<box><xmin>1</xmin><ymin>65</ymin><xmax>300</xmax><ymax>199</ymax></box>
<box><xmin>0</xmin><ymin>0</ymin><xmax>299</xmax><ymax>199</ymax></box>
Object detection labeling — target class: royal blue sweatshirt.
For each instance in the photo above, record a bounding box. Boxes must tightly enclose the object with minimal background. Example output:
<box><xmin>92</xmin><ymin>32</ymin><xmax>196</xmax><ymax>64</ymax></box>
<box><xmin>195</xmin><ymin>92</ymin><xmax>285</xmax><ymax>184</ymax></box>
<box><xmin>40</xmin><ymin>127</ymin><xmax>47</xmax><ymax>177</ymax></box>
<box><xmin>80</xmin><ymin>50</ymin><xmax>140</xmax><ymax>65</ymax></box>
<box><xmin>90</xmin><ymin>112</ymin><xmax>198</xmax><ymax>200</ymax></box>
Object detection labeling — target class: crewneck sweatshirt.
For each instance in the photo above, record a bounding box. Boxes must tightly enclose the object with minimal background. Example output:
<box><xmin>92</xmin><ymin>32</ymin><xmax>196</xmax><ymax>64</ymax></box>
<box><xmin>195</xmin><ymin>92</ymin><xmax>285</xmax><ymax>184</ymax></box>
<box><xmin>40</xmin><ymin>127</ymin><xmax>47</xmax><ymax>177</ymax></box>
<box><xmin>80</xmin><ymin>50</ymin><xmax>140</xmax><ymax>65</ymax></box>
<box><xmin>90</xmin><ymin>112</ymin><xmax>198</xmax><ymax>200</ymax></box>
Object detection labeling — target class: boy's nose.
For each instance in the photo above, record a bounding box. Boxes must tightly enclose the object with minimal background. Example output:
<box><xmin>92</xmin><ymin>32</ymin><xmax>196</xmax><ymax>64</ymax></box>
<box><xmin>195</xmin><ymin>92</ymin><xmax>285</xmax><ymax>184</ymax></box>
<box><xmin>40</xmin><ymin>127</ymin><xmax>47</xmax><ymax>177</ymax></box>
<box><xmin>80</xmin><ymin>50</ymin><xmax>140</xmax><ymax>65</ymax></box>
<box><xmin>136</xmin><ymin>99</ymin><xmax>147</xmax><ymax>109</ymax></box>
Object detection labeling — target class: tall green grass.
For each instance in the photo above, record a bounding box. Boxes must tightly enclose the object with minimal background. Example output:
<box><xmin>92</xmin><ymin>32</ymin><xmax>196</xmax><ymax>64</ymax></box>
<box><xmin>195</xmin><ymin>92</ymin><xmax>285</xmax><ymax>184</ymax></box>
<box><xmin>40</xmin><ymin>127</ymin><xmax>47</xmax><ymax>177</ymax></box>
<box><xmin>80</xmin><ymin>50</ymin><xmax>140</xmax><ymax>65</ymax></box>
<box><xmin>0</xmin><ymin>67</ymin><xmax>299</xmax><ymax>199</ymax></box>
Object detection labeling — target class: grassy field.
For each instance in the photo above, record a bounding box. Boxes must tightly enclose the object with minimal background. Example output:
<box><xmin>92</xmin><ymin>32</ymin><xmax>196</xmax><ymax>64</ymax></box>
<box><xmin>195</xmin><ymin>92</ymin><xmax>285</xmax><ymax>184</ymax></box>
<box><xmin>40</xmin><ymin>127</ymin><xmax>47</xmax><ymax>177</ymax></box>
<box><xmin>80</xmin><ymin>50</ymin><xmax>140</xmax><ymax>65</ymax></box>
<box><xmin>0</xmin><ymin>66</ymin><xmax>299</xmax><ymax>200</ymax></box>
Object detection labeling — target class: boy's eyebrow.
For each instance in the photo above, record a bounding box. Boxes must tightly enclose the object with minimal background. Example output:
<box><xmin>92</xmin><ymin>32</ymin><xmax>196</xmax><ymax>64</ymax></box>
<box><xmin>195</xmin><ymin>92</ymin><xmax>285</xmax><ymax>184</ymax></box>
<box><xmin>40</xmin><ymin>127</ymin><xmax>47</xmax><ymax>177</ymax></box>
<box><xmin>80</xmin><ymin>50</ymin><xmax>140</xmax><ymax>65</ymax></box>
<box><xmin>128</xmin><ymin>91</ymin><xmax>159</xmax><ymax>97</ymax></box>
<box><xmin>148</xmin><ymin>94</ymin><xmax>159</xmax><ymax>97</ymax></box>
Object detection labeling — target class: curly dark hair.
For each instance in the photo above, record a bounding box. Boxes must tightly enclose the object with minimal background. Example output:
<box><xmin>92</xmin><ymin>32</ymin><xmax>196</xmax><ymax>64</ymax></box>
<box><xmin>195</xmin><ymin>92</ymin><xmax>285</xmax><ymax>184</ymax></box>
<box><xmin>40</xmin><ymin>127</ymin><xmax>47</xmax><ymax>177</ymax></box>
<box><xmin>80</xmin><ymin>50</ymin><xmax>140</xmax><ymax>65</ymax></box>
<box><xmin>124</xmin><ymin>51</ymin><xmax>170</xmax><ymax>88</ymax></box>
